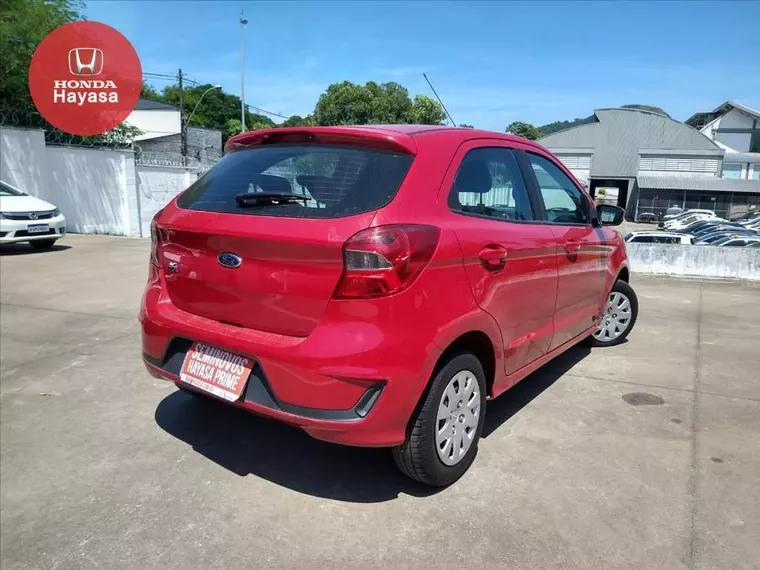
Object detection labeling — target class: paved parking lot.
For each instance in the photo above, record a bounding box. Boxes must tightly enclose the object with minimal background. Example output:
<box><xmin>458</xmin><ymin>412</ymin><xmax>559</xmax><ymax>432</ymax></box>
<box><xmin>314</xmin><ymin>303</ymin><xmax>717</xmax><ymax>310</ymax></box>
<box><xmin>1</xmin><ymin>235</ymin><xmax>759</xmax><ymax>570</ymax></box>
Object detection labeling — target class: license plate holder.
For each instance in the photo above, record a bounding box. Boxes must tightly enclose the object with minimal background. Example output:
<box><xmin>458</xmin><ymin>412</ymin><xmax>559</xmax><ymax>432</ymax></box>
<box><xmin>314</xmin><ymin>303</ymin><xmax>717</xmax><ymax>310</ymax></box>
<box><xmin>28</xmin><ymin>224</ymin><xmax>50</xmax><ymax>234</ymax></box>
<box><xmin>179</xmin><ymin>342</ymin><xmax>254</xmax><ymax>401</ymax></box>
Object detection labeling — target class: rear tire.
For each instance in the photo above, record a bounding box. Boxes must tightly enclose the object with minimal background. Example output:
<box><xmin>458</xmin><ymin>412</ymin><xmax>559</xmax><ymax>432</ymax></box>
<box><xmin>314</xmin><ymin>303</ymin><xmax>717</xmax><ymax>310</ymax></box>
<box><xmin>585</xmin><ymin>279</ymin><xmax>639</xmax><ymax>347</ymax></box>
<box><xmin>30</xmin><ymin>239</ymin><xmax>57</xmax><ymax>250</ymax></box>
<box><xmin>393</xmin><ymin>352</ymin><xmax>487</xmax><ymax>487</ymax></box>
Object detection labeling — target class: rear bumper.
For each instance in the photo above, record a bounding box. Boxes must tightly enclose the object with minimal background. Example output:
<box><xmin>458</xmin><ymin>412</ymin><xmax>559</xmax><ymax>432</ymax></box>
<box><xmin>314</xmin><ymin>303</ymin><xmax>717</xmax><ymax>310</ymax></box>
<box><xmin>140</xmin><ymin>279</ymin><xmax>443</xmax><ymax>448</ymax></box>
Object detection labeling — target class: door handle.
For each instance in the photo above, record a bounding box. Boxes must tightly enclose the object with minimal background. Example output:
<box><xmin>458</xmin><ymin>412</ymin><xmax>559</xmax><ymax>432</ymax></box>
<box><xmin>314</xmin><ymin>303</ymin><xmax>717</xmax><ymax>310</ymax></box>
<box><xmin>478</xmin><ymin>245</ymin><xmax>508</xmax><ymax>270</ymax></box>
<box><xmin>564</xmin><ymin>239</ymin><xmax>581</xmax><ymax>255</ymax></box>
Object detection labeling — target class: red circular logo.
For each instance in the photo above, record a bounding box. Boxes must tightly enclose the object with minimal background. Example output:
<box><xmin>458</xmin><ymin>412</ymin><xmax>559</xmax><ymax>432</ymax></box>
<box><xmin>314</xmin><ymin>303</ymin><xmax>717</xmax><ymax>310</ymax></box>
<box><xmin>28</xmin><ymin>21</ymin><xmax>142</xmax><ymax>136</ymax></box>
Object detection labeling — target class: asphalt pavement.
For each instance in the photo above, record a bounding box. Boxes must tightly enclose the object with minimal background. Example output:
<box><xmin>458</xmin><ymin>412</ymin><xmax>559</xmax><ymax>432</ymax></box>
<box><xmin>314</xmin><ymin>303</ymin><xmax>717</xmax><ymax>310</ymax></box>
<box><xmin>1</xmin><ymin>235</ymin><xmax>759</xmax><ymax>570</ymax></box>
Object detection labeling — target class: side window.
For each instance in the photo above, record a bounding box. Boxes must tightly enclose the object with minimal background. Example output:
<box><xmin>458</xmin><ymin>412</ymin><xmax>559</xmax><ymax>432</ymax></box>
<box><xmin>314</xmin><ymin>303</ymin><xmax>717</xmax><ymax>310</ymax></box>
<box><xmin>632</xmin><ymin>236</ymin><xmax>653</xmax><ymax>243</ymax></box>
<box><xmin>527</xmin><ymin>153</ymin><xmax>589</xmax><ymax>225</ymax></box>
<box><xmin>449</xmin><ymin>147</ymin><xmax>533</xmax><ymax>222</ymax></box>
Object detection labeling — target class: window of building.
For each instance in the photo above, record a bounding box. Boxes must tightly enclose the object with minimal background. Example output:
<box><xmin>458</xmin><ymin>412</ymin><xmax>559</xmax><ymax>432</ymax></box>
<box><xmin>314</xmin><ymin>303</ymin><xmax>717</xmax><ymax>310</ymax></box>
<box><xmin>526</xmin><ymin>153</ymin><xmax>589</xmax><ymax>225</ymax></box>
<box><xmin>722</xmin><ymin>163</ymin><xmax>743</xmax><ymax>179</ymax></box>
<box><xmin>750</xmin><ymin>166</ymin><xmax>760</xmax><ymax>180</ymax></box>
<box><xmin>448</xmin><ymin>148</ymin><xmax>534</xmax><ymax>222</ymax></box>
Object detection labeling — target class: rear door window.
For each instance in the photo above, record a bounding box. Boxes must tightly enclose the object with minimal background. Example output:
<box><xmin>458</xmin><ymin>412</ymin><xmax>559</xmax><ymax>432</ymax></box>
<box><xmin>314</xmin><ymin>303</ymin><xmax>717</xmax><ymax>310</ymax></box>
<box><xmin>177</xmin><ymin>144</ymin><xmax>413</xmax><ymax>218</ymax></box>
<box><xmin>448</xmin><ymin>147</ymin><xmax>534</xmax><ymax>221</ymax></box>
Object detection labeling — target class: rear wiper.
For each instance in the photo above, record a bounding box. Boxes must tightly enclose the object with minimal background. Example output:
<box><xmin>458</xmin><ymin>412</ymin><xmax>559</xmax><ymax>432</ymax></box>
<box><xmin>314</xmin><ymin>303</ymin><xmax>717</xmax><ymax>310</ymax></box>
<box><xmin>234</xmin><ymin>192</ymin><xmax>309</xmax><ymax>207</ymax></box>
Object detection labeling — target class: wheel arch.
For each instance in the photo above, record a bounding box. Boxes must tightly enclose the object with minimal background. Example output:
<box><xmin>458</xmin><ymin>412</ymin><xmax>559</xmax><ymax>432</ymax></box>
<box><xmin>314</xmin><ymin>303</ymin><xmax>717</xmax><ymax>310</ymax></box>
<box><xmin>433</xmin><ymin>330</ymin><xmax>497</xmax><ymax>398</ymax></box>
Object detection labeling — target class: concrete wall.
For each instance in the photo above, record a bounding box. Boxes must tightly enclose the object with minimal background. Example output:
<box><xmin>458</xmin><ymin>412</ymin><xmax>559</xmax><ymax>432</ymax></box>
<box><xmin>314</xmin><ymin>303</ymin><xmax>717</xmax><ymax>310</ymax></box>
<box><xmin>134</xmin><ymin>165</ymin><xmax>194</xmax><ymax>237</ymax></box>
<box><xmin>0</xmin><ymin>127</ymin><xmax>48</xmax><ymax>198</ymax></box>
<box><xmin>46</xmin><ymin>146</ymin><xmax>133</xmax><ymax>234</ymax></box>
<box><xmin>627</xmin><ymin>243</ymin><xmax>760</xmax><ymax>281</ymax></box>
<box><xmin>1</xmin><ymin>126</ymin><xmax>196</xmax><ymax>237</ymax></box>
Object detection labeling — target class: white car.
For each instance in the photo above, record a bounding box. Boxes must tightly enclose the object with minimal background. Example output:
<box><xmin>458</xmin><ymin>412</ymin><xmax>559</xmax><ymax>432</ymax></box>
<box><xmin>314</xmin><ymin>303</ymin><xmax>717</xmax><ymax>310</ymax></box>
<box><xmin>664</xmin><ymin>212</ymin><xmax>717</xmax><ymax>231</ymax></box>
<box><xmin>0</xmin><ymin>180</ymin><xmax>66</xmax><ymax>249</ymax></box>
<box><xmin>624</xmin><ymin>231</ymin><xmax>694</xmax><ymax>245</ymax></box>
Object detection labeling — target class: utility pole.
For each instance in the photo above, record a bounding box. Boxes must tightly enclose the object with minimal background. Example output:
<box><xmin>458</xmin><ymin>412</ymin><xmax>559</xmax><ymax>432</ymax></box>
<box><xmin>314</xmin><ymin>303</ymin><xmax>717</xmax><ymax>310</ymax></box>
<box><xmin>239</xmin><ymin>10</ymin><xmax>248</xmax><ymax>133</ymax></box>
<box><xmin>178</xmin><ymin>68</ymin><xmax>187</xmax><ymax>165</ymax></box>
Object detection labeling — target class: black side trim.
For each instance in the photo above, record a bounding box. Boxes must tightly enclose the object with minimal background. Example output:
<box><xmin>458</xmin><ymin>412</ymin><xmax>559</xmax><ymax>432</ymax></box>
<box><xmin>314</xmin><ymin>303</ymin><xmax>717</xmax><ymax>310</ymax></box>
<box><xmin>143</xmin><ymin>339</ymin><xmax>384</xmax><ymax>422</ymax></box>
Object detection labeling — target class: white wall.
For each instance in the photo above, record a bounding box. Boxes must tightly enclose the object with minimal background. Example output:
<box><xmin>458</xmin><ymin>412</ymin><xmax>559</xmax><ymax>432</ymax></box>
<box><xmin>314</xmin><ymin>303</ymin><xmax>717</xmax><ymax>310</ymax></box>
<box><xmin>638</xmin><ymin>156</ymin><xmax>719</xmax><ymax>178</ymax></box>
<box><xmin>134</xmin><ymin>165</ymin><xmax>194</xmax><ymax>237</ymax></box>
<box><xmin>0</xmin><ymin>126</ymin><xmax>197</xmax><ymax>237</ymax></box>
<box><xmin>0</xmin><ymin>127</ymin><xmax>48</xmax><ymax>198</ymax></box>
<box><xmin>46</xmin><ymin>146</ymin><xmax>133</xmax><ymax>234</ymax></box>
<box><xmin>702</xmin><ymin>109</ymin><xmax>755</xmax><ymax>152</ymax></box>
<box><xmin>124</xmin><ymin>109</ymin><xmax>181</xmax><ymax>141</ymax></box>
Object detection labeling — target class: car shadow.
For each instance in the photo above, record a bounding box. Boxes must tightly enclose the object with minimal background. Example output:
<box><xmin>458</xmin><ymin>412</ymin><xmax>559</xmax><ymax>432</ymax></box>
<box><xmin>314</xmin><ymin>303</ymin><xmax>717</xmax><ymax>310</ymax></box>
<box><xmin>482</xmin><ymin>345</ymin><xmax>591</xmax><ymax>438</ymax></box>
<box><xmin>0</xmin><ymin>243</ymin><xmax>71</xmax><ymax>256</ymax></box>
<box><xmin>154</xmin><ymin>390</ymin><xmax>440</xmax><ymax>503</ymax></box>
<box><xmin>154</xmin><ymin>345</ymin><xmax>592</xmax><ymax>502</ymax></box>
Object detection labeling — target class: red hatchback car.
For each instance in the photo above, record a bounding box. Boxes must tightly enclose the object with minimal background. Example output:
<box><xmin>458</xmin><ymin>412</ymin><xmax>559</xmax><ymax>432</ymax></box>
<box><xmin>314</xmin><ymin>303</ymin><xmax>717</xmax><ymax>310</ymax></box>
<box><xmin>140</xmin><ymin>125</ymin><xmax>638</xmax><ymax>486</ymax></box>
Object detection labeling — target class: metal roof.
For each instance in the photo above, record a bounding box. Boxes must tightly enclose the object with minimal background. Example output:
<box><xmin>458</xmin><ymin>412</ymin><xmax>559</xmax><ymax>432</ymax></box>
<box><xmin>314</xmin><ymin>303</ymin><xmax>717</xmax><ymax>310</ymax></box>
<box><xmin>133</xmin><ymin>98</ymin><xmax>178</xmax><ymax>111</ymax></box>
<box><xmin>637</xmin><ymin>175</ymin><xmax>760</xmax><ymax>194</ymax></box>
<box><xmin>538</xmin><ymin>108</ymin><xmax>720</xmax><ymax>178</ymax></box>
<box><xmin>711</xmin><ymin>100</ymin><xmax>760</xmax><ymax>121</ymax></box>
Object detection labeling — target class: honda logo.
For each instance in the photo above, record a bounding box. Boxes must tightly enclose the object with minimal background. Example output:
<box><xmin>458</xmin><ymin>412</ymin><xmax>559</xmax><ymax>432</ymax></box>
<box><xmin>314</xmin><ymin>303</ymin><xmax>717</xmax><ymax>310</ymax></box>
<box><xmin>68</xmin><ymin>48</ymin><xmax>103</xmax><ymax>76</ymax></box>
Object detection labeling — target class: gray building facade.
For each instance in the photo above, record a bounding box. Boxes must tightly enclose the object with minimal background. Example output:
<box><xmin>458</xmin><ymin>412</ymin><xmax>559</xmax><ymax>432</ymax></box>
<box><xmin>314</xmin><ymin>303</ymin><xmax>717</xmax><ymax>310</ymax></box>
<box><xmin>538</xmin><ymin>108</ymin><xmax>760</xmax><ymax>219</ymax></box>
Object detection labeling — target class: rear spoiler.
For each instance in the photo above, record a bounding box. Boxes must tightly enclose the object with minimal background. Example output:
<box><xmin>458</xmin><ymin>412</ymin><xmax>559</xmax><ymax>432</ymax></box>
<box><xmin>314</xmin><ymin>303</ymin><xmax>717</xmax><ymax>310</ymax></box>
<box><xmin>224</xmin><ymin>126</ymin><xmax>418</xmax><ymax>156</ymax></box>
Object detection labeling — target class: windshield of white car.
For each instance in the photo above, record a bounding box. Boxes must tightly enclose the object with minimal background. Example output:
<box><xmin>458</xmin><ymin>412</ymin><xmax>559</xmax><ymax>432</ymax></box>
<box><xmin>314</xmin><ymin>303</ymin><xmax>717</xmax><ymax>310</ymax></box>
<box><xmin>0</xmin><ymin>181</ymin><xmax>26</xmax><ymax>196</ymax></box>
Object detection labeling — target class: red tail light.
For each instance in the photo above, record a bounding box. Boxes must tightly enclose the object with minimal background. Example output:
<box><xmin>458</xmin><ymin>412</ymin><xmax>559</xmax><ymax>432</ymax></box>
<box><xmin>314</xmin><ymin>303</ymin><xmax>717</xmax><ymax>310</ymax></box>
<box><xmin>334</xmin><ymin>225</ymin><xmax>441</xmax><ymax>299</ymax></box>
<box><xmin>150</xmin><ymin>220</ymin><xmax>162</xmax><ymax>267</ymax></box>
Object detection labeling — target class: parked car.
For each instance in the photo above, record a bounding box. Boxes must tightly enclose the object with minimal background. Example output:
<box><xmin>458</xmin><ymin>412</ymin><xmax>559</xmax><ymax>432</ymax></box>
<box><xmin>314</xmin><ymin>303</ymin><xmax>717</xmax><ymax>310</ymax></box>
<box><xmin>729</xmin><ymin>210</ymin><xmax>760</xmax><ymax>223</ymax></box>
<box><xmin>691</xmin><ymin>224</ymin><xmax>747</xmax><ymax>238</ymax></box>
<box><xmin>696</xmin><ymin>227</ymin><xmax>758</xmax><ymax>243</ymax></box>
<box><xmin>712</xmin><ymin>236</ymin><xmax>760</xmax><ymax>247</ymax></box>
<box><xmin>635</xmin><ymin>212</ymin><xmax>658</xmax><ymax>223</ymax></box>
<box><xmin>140</xmin><ymin>125</ymin><xmax>638</xmax><ymax>486</ymax></box>
<box><xmin>696</xmin><ymin>231</ymin><xmax>758</xmax><ymax>244</ymax></box>
<box><xmin>659</xmin><ymin>208</ymin><xmax>714</xmax><ymax>226</ymax></box>
<box><xmin>624</xmin><ymin>231</ymin><xmax>693</xmax><ymax>244</ymax></box>
<box><xmin>0</xmin><ymin>180</ymin><xmax>66</xmax><ymax>248</ymax></box>
<box><xmin>664</xmin><ymin>212</ymin><xmax>718</xmax><ymax>231</ymax></box>
<box><xmin>676</xmin><ymin>219</ymin><xmax>727</xmax><ymax>235</ymax></box>
<box><xmin>662</xmin><ymin>206</ymin><xmax>685</xmax><ymax>221</ymax></box>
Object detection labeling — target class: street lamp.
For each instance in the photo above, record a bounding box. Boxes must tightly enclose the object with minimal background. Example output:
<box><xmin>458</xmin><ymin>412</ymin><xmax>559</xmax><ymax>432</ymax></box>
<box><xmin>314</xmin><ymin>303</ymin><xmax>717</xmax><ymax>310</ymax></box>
<box><xmin>185</xmin><ymin>84</ymin><xmax>222</xmax><ymax>126</ymax></box>
<box><xmin>240</xmin><ymin>10</ymin><xmax>248</xmax><ymax>133</ymax></box>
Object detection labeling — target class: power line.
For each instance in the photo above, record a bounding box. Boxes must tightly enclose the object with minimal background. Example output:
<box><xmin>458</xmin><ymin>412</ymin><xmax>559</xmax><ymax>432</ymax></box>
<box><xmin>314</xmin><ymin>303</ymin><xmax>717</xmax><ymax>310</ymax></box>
<box><xmin>142</xmin><ymin>71</ymin><xmax>293</xmax><ymax>120</ymax></box>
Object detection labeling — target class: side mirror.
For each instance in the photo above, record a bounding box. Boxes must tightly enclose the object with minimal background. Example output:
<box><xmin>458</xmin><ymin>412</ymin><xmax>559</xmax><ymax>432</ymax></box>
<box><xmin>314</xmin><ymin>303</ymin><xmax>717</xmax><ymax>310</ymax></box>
<box><xmin>597</xmin><ymin>204</ymin><xmax>625</xmax><ymax>226</ymax></box>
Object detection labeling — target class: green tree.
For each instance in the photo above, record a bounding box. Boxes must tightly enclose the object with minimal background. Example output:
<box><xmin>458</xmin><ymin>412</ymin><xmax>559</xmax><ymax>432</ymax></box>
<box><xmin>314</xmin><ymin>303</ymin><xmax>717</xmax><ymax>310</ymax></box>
<box><xmin>459</xmin><ymin>123</ymin><xmax>475</xmax><ymax>128</ymax></box>
<box><xmin>0</xmin><ymin>0</ymin><xmax>84</xmax><ymax>116</ymax></box>
<box><xmin>225</xmin><ymin>118</ymin><xmax>243</xmax><ymax>138</ymax></box>
<box><xmin>506</xmin><ymin>121</ymin><xmax>544</xmax><ymax>141</ymax></box>
<box><xmin>411</xmin><ymin>95</ymin><xmax>446</xmax><ymax>125</ymax></box>
<box><xmin>314</xmin><ymin>81</ymin><xmax>445</xmax><ymax>126</ymax></box>
<box><xmin>140</xmin><ymin>82</ymin><xmax>161</xmax><ymax>100</ymax></box>
<box><xmin>282</xmin><ymin>114</ymin><xmax>317</xmax><ymax>127</ymax></box>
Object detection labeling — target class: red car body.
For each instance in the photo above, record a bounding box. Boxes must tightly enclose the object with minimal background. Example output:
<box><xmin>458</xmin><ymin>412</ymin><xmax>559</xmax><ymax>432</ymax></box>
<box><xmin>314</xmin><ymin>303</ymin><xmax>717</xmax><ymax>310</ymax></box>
<box><xmin>140</xmin><ymin>125</ymin><xmax>629</xmax><ymax>450</ymax></box>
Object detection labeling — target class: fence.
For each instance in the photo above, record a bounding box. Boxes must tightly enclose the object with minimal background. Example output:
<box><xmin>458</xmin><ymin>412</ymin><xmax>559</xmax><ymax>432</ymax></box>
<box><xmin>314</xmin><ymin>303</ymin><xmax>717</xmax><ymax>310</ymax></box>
<box><xmin>0</xmin><ymin>126</ymin><xmax>198</xmax><ymax>237</ymax></box>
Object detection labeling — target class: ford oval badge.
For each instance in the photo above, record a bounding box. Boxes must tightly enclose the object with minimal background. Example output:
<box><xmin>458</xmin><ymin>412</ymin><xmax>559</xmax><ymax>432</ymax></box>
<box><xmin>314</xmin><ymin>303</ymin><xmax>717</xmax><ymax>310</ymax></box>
<box><xmin>217</xmin><ymin>252</ymin><xmax>242</xmax><ymax>269</ymax></box>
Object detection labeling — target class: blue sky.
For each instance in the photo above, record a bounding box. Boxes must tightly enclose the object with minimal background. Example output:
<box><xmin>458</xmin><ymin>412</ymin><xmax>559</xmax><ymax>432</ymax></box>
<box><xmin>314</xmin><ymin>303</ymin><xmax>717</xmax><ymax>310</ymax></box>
<box><xmin>86</xmin><ymin>0</ymin><xmax>760</xmax><ymax>130</ymax></box>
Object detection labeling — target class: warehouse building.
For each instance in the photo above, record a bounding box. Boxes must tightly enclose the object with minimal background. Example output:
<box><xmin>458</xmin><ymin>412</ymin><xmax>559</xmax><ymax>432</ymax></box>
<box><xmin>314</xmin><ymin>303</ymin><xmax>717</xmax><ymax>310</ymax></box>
<box><xmin>538</xmin><ymin>107</ymin><xmax>760</xmax><ymax>220</ymax></box>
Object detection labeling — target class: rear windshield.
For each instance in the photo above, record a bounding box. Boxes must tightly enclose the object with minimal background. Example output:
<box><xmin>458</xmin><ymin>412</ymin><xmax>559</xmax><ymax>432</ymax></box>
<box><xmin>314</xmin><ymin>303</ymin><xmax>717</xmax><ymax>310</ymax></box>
<box><xmin>177</xmin><ymin>144</ymin><xmax>413</xmax><ymax>218</ymax></box>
